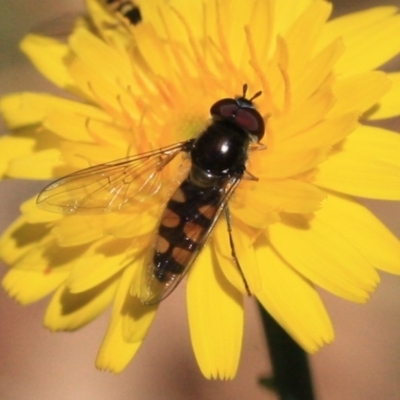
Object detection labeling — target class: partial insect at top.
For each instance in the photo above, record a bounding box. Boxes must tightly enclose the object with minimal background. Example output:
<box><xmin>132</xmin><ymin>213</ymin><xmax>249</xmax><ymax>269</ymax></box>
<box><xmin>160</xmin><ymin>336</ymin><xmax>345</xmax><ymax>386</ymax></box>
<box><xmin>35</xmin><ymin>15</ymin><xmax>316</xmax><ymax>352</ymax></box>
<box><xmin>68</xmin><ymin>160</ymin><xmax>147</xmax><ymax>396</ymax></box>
<box><xmin>106</xmin><ymin>0</ymin><xmax>142</xmax><ymax>25</ymax></box>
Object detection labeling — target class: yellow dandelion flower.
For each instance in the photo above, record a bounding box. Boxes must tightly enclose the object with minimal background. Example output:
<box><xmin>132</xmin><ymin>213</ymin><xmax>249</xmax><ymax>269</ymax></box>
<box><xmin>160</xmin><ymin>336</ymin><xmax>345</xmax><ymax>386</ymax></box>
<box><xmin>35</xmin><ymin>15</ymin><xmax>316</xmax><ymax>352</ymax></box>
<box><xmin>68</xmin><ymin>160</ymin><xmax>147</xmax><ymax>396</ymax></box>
<box><xmin>1</xmin><ymin>0</ymin><xmax>400</xmax><ymax>380</ymax></box>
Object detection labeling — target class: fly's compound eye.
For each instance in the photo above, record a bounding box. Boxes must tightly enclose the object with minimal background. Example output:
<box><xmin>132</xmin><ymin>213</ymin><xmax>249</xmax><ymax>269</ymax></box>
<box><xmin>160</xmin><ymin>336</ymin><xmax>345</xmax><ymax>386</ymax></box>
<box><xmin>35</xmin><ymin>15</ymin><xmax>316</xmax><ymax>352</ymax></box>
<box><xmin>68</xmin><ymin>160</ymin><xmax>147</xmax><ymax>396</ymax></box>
<box><xmin>210</xmin><ymin>98</ymin><xmax>265</xmax><ymax>140</ymax></box>
<box><xmin>210</xmin><ymin>98</ymin><xmax>239</xmax><ymax>119</ymax></box>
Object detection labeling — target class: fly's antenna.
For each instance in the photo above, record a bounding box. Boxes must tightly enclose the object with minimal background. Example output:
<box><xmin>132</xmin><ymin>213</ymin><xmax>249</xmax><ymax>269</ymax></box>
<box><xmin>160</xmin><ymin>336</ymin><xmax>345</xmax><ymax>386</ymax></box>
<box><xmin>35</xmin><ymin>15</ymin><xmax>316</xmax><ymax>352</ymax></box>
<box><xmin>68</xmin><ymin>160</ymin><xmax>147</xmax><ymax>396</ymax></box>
<box><xmin>249</xmin><ymin>90</ymin><xmax>262</xmax><ymax>102</ymax></box>
<box><xmin>242</xmin><ymin>83</ymin><xmax>248</xmax><ymax>97</ymax></box>
<box><xmin>242</xmin><ymin>83</ymin><xmax>262</xmax><ymax>102</ymax></box>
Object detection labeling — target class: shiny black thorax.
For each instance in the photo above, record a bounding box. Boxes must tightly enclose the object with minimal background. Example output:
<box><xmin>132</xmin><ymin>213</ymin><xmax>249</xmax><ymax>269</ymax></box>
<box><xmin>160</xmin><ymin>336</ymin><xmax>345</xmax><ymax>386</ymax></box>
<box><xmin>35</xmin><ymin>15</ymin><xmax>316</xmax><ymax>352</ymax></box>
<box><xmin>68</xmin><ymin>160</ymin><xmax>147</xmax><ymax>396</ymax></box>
<box><xmin>188</xmin><ymin>120</ymin><xmax>252</xmax><ymax>186</ymax></box>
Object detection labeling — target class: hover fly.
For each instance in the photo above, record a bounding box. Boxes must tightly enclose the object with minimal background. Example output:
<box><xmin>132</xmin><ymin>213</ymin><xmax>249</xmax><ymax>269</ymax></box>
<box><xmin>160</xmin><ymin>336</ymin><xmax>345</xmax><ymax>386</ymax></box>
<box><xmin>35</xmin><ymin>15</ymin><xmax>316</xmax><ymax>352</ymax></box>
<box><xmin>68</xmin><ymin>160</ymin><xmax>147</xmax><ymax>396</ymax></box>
<box><xmin>106</xmin><ymin>0</ymin><xmax>142</xmax><ymax>25</ymax></box>
<box><xmin>37</xmin><ymin>84</ymin><xmax>265</xmax><ymax>304</ymax></box>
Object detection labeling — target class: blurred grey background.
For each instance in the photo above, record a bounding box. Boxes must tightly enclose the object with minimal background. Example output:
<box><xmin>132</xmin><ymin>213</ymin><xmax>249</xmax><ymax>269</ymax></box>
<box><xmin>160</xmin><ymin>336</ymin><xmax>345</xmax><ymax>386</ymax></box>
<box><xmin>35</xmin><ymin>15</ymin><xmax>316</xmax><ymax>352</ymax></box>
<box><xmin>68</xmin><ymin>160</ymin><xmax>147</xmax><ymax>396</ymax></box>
<box><xmin>0</xmin><ymin>1</ymin><xmax>400</xmax><ymax>399</ymax></box>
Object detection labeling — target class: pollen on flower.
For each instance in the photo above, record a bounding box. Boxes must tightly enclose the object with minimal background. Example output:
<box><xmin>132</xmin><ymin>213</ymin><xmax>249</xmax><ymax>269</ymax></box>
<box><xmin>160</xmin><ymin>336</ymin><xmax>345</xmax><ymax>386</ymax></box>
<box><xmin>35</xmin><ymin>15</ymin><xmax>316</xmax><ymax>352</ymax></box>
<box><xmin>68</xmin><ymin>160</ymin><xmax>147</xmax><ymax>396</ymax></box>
<box><xmin>0</xmin><ymin>0</ymin><xmax>400</xmax><ymax>381</ymax></box>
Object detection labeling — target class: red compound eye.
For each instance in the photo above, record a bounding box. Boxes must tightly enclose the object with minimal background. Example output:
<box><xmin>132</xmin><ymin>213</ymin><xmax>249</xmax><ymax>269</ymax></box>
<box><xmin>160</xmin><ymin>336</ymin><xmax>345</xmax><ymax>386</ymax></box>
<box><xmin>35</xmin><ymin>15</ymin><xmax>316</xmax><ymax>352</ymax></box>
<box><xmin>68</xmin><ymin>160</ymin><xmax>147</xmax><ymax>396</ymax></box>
<box><xmin>210</xmin><ymin>98</ymin><xmax>265</xmax><ymax>140</ymax></box>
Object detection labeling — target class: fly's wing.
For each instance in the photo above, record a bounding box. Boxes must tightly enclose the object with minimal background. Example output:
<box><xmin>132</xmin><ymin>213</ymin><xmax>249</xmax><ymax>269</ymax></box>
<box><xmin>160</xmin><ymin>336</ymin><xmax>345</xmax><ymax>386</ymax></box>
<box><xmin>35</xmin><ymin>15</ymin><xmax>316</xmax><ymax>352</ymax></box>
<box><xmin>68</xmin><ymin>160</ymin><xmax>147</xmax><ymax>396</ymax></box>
<box><xmin>37</xmin><ymin>142</ymin><xmax>188</xmax><ymax>214</ymax></box>
<box><xmin>140</xmin><ymin>176</ymin><xmax>242</xmax><ymax>305</ymax></box>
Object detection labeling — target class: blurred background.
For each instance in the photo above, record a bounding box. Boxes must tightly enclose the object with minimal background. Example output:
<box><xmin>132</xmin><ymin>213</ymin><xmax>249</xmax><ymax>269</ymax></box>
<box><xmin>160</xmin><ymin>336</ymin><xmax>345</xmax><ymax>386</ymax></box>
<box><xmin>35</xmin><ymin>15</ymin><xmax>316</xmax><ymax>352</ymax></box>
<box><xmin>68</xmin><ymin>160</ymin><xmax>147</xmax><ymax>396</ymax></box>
<box><xmin>1</xmin><ymin>1</ymin><xmax>400</xmax><ymax>399</ymax></box>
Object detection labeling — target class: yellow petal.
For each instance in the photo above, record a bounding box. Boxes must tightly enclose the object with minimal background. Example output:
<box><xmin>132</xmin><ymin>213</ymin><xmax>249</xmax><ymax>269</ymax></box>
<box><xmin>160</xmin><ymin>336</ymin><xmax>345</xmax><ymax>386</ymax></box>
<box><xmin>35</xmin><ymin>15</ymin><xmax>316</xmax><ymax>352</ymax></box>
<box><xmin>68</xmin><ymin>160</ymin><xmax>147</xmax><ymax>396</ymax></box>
<box><xmin>74</xmin><ymin>118</ymin><xmax>132</xmax><ymax>148</ymax></box>
<box><xmin>121</xmin><ymin>257</ymin><xmax>159</xmax><ymax>343</ymax></box>
<box><xmin>0</xmin><ymin>92</ymin><xmax>109</xmax><ymax>130</ymax></box>
<box><xmin>369</xmin><ymin>72</ymin><xmax>400</xmax><ymax>120</ymax></box>
<box><xmin>255</xmin><ymin>237</ymin><xmax>334</xmax><ymax>352</ymax></box>
<box><xmin>97</xmin><ymin>329</ymin><xmax>141</xmax><ymax>373</ymax></box>
<box><xmin>242</xmin><ymin>0</ymin><xmax>274</xmax><ymax>67</ymax></box>
<box><xmin>121</xmin><ymin>297</ymin><xmax>157</xmax><ymax>344</ymax></box>
<box><xmin>219</xmin><ymin>0</ymin><xmax>273</xmax><ymax>68</ymax></box>
<box><xmin>273</xmin><ymin>0</ymin><xmax>313</xmax><ymax>39</ymax></box>
<box><xmin>122</xmin><ymin>260</ymin><xmax>157</xmax><ymax>343</ymax></box>
<box><xmin>330</xmin><ymin>71</ymin><xmax>391</xmax><ymax>116</ymax></box>
<box><xmin>133</xmin><ymin>24</ymin><xmax>177</xmax><ymax>80</ymax></box>
<box><xmin>96</xmin><ymin>265</ymin><xmax>156</xmax><ymax>373</ymax></box>
<box><xmin>51</xmin><ymin>212</ymin><xmax>155</xmax><ymax>246</ymax></box>
<box><xmin>255</xmin><ymin>147</ymin><xmax>326</xmax><ymax>179</ymax></box>
<box><xmin>105</xmin><ymin>211</ymin><xmax>157</xmax><ymax>239</ymax></box>
<box><xmin>43</xmin><ymin>111</ymin><xmax>95</xmax><ymax>143</ymax></box>
<box><xmin>7</xmin><ymin>232</ymin><xmax>92</xmax><ymax>276</ymax></box>
<box><xmin>0</xmin><ymin>136</ymin><xmax>35</xmax><ymax>177</ymax></box>
<box><xmin>284</xmin><ymin>1</ymin><xmax>332</xmax><ymax>79</ymax></box>
<box><xmin>67</xmin><ymin>242</ymin><xmax>136</xmax><ymax>293</ymax></box>
<box><xmin>44</xmin><ymin>277</ymin><xmax>118</xmax><ymax>331</ymax></box>
<box><xmin>136</xmin><ymin>0</ymin><xmax>204</xmax><ymax>41</ymax></box>
<box><xmin>69</xmin><ymin>26</ymin><xmax>132</xmax><ymax>82</ymax></box>
<box><xmin>323</xmin><ymin>7</ymin><xmax>400</xmax><ymax>74</ymax></box>
<box><xmin>232</xmin><ymin>187</ymin><xmax>279</xmax><ymax>229</ymax></box>
<box><xmin>234</xmin><ymin>179</ymin><xmax>326</xmax><ymax>227</ymax></box>
<box><xmin>315</xmin><ymin>194</ymin><xmax>400</xmax><ymax>275</ymax></box>
<box><xmin>276</xmin><ymin>112</ymin><xmax>359</xmax><ymax>151</ymax></box>
<box><xmin>290</xmin><ymin>38</ymin><xmax>343</xmax><ymax>105</ymax></box>
<box><xmin>187</xmin><ymin>245</ymin><xmax>243</xmax><ymax>380</ymax></box>
<box><xmin>314</xmin><ymin>125</ymin><xmax>400</xmax><ymax>199</ymax></box>
<box><xmin>321</xmin><ymin>6</ymin><xmax>398</xmax><ymax>49</ymax></box>
<box><xmin>20</xmin><ymin>34</ymin><xmax>75</xmax><ymax>90</ymax></box>
<box><xmin>20</xmin><ymin>197</ymin><xmax>62</xmax><ymax>224</ymax></box>
<box><xmin>0</xmin><ymin>217</ymin><xmax>50</xmax><ymax>265</ymax></box>
<box><xmin>68</xmin><ymin>27</ymin><xmax>137</xmax><ymax>112</ymax></box>
<box><xmin>59</xmin><ymin>141</ymin><xmax>125</xmax><ymax>171</ymax></box>
<box><xmin>2</xmin><ymin>269</ymin><xmax>69</xmax><ymax>305</ymax></box>
<box><xmin>7</xmin><ymin>148</ymin><xmax>63</xmax><ymax>179</ymax></box>
<box><xmin>51</xmin><ymin>215</ymin><xmax>105</xmax><ymax>246</ymax></box>
<box><xmin>212</xmin><ymin>219</ymin><xmax>260</xmax><ymax>294</ymax></box>
<box><xmin>257</xmin><ymin>179</ymin><xmax>325</xmax><ymax>214</ymax></box>
<box><xmin>270</xmin><ymin>85</ymin><xmax>336</xmax><ymax>143</ymax></box>
<box><xmin>269</xmin><ymin>203</ymin><xmax>380</xmax><ymax>303</ymax></box>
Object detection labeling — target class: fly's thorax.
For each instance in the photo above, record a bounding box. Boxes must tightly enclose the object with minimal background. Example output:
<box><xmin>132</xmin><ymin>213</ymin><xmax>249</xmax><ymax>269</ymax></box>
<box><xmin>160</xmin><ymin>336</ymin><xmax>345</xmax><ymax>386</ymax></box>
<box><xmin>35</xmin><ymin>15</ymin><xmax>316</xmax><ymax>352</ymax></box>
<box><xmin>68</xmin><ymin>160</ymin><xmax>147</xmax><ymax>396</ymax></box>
<box><xmin>190</xmin><ymin>120</ymin><xmax>251</xmax><ymax>180</ymax></box>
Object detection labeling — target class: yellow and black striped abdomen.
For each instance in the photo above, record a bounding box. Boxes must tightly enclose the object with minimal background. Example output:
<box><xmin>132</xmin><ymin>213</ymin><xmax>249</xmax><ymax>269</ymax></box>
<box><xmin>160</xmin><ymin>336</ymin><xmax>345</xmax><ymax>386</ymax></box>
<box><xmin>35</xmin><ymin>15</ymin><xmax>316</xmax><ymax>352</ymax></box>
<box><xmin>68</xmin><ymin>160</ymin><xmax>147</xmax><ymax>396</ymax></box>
<box><xmin>153</xmin><ymin>178</ymin><xmax>222</xmax><ymax>282</ymax></box>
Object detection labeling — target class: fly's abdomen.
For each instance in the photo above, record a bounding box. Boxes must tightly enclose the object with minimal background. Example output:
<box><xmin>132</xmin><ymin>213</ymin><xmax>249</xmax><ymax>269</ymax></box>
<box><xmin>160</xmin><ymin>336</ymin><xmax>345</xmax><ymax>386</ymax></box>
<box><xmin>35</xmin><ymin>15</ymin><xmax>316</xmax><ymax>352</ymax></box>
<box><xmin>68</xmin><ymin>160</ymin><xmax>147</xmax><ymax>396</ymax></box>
<box><xmin>153</xmin><ymin>179</ymin><xmax>221</xmax><ymax>283</ymax></box>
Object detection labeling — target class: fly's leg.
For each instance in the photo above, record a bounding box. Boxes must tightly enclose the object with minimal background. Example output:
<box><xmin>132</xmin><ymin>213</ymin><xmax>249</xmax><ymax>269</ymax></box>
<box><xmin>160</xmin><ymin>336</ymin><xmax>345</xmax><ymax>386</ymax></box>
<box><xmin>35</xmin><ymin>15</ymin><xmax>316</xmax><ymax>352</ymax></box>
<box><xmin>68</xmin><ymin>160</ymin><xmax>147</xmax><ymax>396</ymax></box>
<box><xmin>224</xmin><ymin>206</ymin><xmax>251</xmax><ymax>296</ymax></box>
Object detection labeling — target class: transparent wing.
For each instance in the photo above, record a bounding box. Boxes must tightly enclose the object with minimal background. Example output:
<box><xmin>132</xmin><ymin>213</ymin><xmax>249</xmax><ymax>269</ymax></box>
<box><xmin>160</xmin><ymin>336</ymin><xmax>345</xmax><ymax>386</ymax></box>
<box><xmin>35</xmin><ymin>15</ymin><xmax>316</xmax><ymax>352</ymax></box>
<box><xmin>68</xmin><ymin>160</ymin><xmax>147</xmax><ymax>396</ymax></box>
<box><xmin>141</xmin><ymin>176</ymin><xmax>242</xmax><ymax>305</ymax></box>
<box><xmin>37</xmin><ymin>142</ymin><xmax>188</xmax><ymax>214</ymax></box>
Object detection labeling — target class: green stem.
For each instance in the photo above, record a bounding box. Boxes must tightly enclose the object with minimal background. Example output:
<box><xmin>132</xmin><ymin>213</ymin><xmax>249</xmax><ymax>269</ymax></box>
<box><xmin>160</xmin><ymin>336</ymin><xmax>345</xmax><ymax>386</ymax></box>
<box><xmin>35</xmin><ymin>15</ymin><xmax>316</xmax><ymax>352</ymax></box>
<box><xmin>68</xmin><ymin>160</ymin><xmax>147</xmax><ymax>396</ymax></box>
<box><xmin>257</xmin><ymin>302</ymin><xmax>316</xmax><ymax>400</ymax></box>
